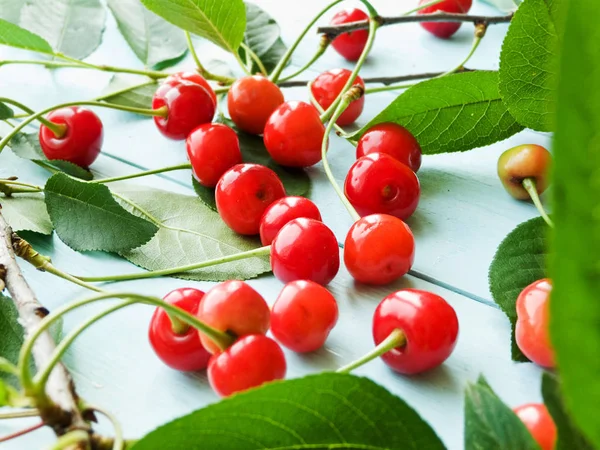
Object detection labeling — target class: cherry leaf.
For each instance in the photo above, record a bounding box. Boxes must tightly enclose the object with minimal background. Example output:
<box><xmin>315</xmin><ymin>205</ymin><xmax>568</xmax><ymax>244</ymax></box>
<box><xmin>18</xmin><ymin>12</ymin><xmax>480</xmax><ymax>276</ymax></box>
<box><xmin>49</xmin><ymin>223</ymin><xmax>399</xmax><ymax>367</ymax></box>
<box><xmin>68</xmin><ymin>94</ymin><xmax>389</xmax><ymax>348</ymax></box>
<box><xmin>488</xmin><ymin>216</ymin><xmax>548</xmax><ymax>362</ymax></box>
<box><xmin>0</xmin><ymin>194</ymin><xmax>53</xmax><ymax>235</ymax></box>
<box><xmin>0</xmin><ymin>102</ymin><xmax>14</xmax><ymax>120</ymax></box>
<box><xmin>0</xmin><ymin>18</ymin><xmax>54</xmax><ymax>55</ymax></box>
<box><xmin>131</xmin><ymin>373</ymin><xmax>445</xmax><ymax>450</ymax></box>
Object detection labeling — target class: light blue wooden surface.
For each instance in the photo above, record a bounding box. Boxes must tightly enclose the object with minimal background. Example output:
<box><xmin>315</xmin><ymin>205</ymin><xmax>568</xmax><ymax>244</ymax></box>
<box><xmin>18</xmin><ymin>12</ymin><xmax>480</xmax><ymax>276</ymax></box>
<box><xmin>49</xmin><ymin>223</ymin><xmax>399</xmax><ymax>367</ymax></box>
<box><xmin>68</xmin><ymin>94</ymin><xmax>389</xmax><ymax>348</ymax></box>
<box><xmin>0</xmin><ymin>1</ymin><xmax>549</xmax><ymax>448</ymax></box>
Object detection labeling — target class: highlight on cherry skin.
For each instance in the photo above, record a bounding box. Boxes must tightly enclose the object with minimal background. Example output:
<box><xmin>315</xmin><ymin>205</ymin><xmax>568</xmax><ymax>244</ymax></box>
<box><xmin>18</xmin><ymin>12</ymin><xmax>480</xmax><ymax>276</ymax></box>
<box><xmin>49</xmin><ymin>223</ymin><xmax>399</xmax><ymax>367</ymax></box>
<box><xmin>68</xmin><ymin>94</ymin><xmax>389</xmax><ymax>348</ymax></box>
<box><xmin>163</xmin><ymin>71</ymin><xmax>217</xmax><ymax>105</ymax></box>
<box><xmin>344</xmin><ymin>152</ymin><xmax>421</xmax><ymax>221</ymax></box>
<box><xmin>515</xmin><ymin>278</ymin><xmax>555</xmax><ymax>368</ymax></box>
<box><xmin>497</xmin><ymin>144</ymin><xmax>552</xmax><ymax>200</ymax></box>
<box><xmin>373</xmin><ymin>289</ymin><xmax>459</xmax><ymax>374</ymax></box>
<box><xmin>329</xmin><ymin>8</ymin><xmax>369</xmax><ymax>61</ymax></box>
<box><xmin>196</xmin><ymin>280</ymin><xmax>271</xmax><ymax>354</ymax></box>
<box><xmin>513</xmin><ymin>403</ymin><xmax>557</xmax><ymax>450</ymax></box>
<box><xmin>263</xmin><ymin>101</ymin><xmax>326</xmax><ymax>167</ymax></box>
<box><xmin>186</xmin><ymin>123</ymin><xmax>242</xmax><ymax>188</ymax></box>
<box><xmin>356</xmin><ymin>123</ymin><xmax>422</xmax><ymax>172</ymax></box>
<box><xmin>39</xmin><ymin>106</ymin><xmax>104</xmax><ymax>168</ymax></box>
<box><xmin>215</xmin><ymin>163</ymin><xmax>286</xmax><ymax>235</ymax></box>
<box><xmin>270</xmin><ymin>280</ymin><xmax>339</xmax><ymax>353</ymax></box>
<box><xmin>227</xmin><ymin>75</ymin><xmax>285</xmax><ymax>135</ymax></box>
<box><xmin>417</xmin><ymin>0</ymin><xmax>473</xmax><ymax>39</ymax></box>
<box><xmin>259</xmin><ymin>196</ymin><xmax>322</xmax><ymax>246</ymax></box>
<box><xmin>208</xmin><ymin>334</ymin><xmax>287</xmax><ymax>397</ymax></box>
<box><xmin>148</xmin><ymin>288</ymin><xmax>211</xmax><ymax>372</ymax></box>
<box><xmin>311</xmin><ymin>69</ymin><xmax>365</xmax><ymax>126</ymax></box>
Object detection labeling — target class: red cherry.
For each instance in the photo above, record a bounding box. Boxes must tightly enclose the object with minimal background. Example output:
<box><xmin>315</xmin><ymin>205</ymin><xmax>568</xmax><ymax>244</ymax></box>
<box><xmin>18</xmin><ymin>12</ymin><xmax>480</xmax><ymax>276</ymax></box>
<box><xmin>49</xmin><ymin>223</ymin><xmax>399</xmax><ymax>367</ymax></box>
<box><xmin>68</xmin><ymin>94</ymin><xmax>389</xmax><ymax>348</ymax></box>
<box><xmin>148</xmin><ymin>288</ymin><xmax>211</xmax><ymax>372</ymax></box>
<box><xmin>152</xmin><ymin>81</ymin><xmax>215</xmax><ymax>140</ymax></box>
<box><xmin>356</xmin><ymin>123</ymin><xmax>422</xmax><ymax>172</ymax></box>
<box><xmin>227</xmin><ymin>75</ymin><xmax>285</xmax><ymax>135</ymax></box>
<box><xmin>513</xmin><ymin>404</ymin><xmax>557</xmax><ymax>450</ymax></box>
<box><xmin>311</xmin><ymin>69</ymin><xmax>365</xmax><ymax>126</ymax></box>
<box><xmin>344</xmin><ymin>214</ymin><xmax>415</xmax><ymax>285</ymax></box>
<box><xmin>215</xmin><ymin>164</ymin><xmax>286</xmax><ymax>235</ymax></box>
<box><xmin>196</xmin><ymin>280</ymin><xmax>270</xmax><ymax>354</ymax></box>
<box><xmin>186</xmin><ymin>123</ymin><xmax>242</xmax><ymax>188</ymax></box>
<box><xmin>259</xmin><ymin>196</ymin><xmax>322</xmax><ymax>246</ymax></box>
<box><xmin>271</xmin><ymin>280</ymin><xmax>339</xmax><ymax>353</ymax></box>
<box><xmin>372</xmin><ymin>289</ymin><xmax>459</xmax><ymax>374</ymax></box>
<box><xmin>330</xmin><ymin>8</ymin><xmax>369</xmax><ymax>61</ymax></box>
<box><xmin>164</xmin><ymin>71</ymin><xmax>217</xmax><ymax>105</ymax></box>
<box><xmin>417</xmin><ymin>0</ymin><xmax>472</xmax><ymax>39</ymax></box>
<box><xmin>271</xmin><ymin>218</ymin><xmax>340</xmax><ymax>286</ymax></box>
<box><xmin>208</xmin><ymin>334</ymin><xmax>286</xmax><ymax>397</ymax></box>
<box><xmin>515</xmin><ymin>279</ymin><xmax>555</xmax><ymax>368</ymax></box>
<box><xmin>39</xmin><ymin>107</ymin><xmax>103</xmax><ymax>168</ymax></box>
<box><xmin>345</xmin><ymin>153</ymin><xmax>420</xmax><ymax>220</ymax></box>
<box><xmin>263</xmin><ymin>101</ymin><xmax>325</xmax><ymax>167</ymax></box>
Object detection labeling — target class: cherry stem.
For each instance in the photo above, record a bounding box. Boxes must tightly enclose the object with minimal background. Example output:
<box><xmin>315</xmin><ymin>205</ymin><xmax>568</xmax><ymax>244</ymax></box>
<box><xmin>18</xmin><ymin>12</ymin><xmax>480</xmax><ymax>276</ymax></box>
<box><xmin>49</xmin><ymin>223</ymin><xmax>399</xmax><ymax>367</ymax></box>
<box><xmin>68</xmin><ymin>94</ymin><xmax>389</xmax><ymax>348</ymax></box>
<box><xmin>277</xmin><ymin>36</ymin><xmax>330</xmax><ymax>83</ymax></box>
<box><xmin>317</xmin><ymin>11</ymin><xmax>514</xmax><ymax>38</ymax></box>
<box><xmin>184</xmin><ymin>32</ymin><xmax>236</xmax><ymax>84</ymax></box>
<box><xmin>240</xmin><ymin>42</ymin><xmax>268</xmax><ymax>76</ymax></box>
<box><xmin>307</xmin><ymin>81</ymin><xmax>347</xmax><ymax>137</ymax></box>
<box><xmin>0</xmin><ymin>410</ymin><xmax>39</xmax><ymax>420</ymax></box>
<box><xmin>0</xmin><ymin>179</ymin><xmax>43</xmax><ymax>196</ymax></box>
<box><xmin>84</xmin><ymin>405</ymin><xmax>124</xmax><ymax>450</ymax></box>
<box><xmin>269</xmin><ymin>0</ymin><xmax>346</xmax><ymax>83</ymax></box>
<box><xmin>522</xmin><ymin>178</ymin><xmax>554</xmax><ymax>227</ymax></box>
<box><xmin>168</xmin><ymin>313</ymin><xmax>190</xmax><ymax>336</ymax></box>
<box><xmin>73</xmin><ymin>246</ymin><xmax>272</xmax><ymax>283</ymax></box>
<box><xmin>0</xmin><ymin>421</ymin><xmax>45</xmax><ymax>443</ymax></box>
<box><xmin>91</xmin><ymin>163</ymin><xmax>192</xmax><ymax>184</ymax></box>
<box><xmin>337</xmin><ymin>329</ymin><xmax>406</xmax><ymax>373</ymax></box>
<box><xmin>45</xmin><ymin>430</ymin><xmax>89</xmax><ymax>450</ymax></box>
<box><xmin>0</xmin><ymin>97</ymin><xmax>66</xmax><ymax>138</ymax></box>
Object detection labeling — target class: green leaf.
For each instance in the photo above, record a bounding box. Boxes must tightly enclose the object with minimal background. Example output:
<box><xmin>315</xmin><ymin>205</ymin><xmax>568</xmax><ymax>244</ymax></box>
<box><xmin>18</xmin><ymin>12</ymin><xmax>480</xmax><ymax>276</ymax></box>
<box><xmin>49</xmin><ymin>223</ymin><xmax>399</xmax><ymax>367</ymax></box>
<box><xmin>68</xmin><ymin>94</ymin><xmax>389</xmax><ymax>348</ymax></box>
<box><xmin>238</xmin><ymin>2</ymin><xmax>287</xmax><ymax>74</ymax></box>
<box><xmin>194</xmin><ymin>118</ymin><xmax>311</xmax><ymax>211</ymax></box>
<box><xmin>0</xmin><ymin>194</ymin><xmax>53</xmax><ymax>235</ymax></box>
<box><xmin>498</xmin><ymin>0</ymin><xmax>563</xmax><ymax>132</ymax></box>
<box><xmin>0</xmin><ymin>18</ymin><xmax>54</xmax><ymax>54</ymax></box>
<box><xmin>107</xmin><ymin>0</ymin><xmax>187</xmax><ymax>69</ymax></box>
<box><xmin>542</xmin><ymin>373</ymin><xmax>595</xmax><ymax>450</ymax></box>
<box><xmin>9</xmin><ymin>132</ymin><xmax>93</xmax><ymax>180</ymax></box>
<box><xmin>0</xmin><ymin>294</ymin><xmax>25</xmax><ymax>385</ymax></box>
<box><xmin>0</xmin><ymin>102</ymin><xmax>14</xmax><ymax>120</ymax></box>
<box><xmin>488</xmin><ymin>216</ymin><xmax>548</xmax><ymax>362</ymax></box>
<box><xmin>19</xmin><ymin>0</ymin><xmax>106</xmax><ymax>59</ymax></box>
<box><xmin>44</xmin><ymin>173</ymin><xmax>158</xmax><ymax>252</ymax></box>
<box><xmin>140</xmin><ymin>0</ymin><xmax>246</xmax><ymax>53</ymax></box>
<box><xmin>132</xmin><ymin>373</ymin><xmax>445</xmax><ymax>450</ymax></box>
<box><xmin>550</xmin><ymin>0</ymin><xmax>600</xmax><ymax>446</ymax></box>
<box><xmin>116</xmin><ymin>186</ymin><xmax>270</xmax><ymax>281</ymax></box>
<box><xmin>464</xmin><ymin>377</ymin><xmax>540</xmax><ymax>450</ymax></box>
<box><xmin>0</xmin><ymin>0</ymin><xmax>26</xmax><ymax>23</ymax></box>
<box><xmin>352</xmin><ymin>71</ymin><xmax>524</xmax><ymax>155</ymax></box>
<box><xmin>98</xmin><ymin>76</ymin><xmax>159</xmax><ymax>111</ymax></box>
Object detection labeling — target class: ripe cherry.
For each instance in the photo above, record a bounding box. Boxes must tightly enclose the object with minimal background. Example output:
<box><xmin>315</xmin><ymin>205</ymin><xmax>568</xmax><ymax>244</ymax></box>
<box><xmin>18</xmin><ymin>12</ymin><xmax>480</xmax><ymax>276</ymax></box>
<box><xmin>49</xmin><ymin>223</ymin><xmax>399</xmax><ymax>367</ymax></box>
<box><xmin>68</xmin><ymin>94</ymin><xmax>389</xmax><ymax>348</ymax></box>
<box><xmin>417</xmin><ymin>0</ymin><xmax>472</xmax><ymax>39</ymax></box>
<box><xmin>259</xmin><ymin>196</ymin><xmax>322</xmax><ymax>246</ymax></box>
<box><xmin>196</xmin><ymin>280</ymin><xmax>270</xmax><ymax>354</ymax></box>
<box><xmin>373</xmin><ymin>289</ymin><xmax>459</xmax><ymax>374</ymax></box>
<box><xmin>344</xmin><ymin>214</ymin><xmax>415</xmax><ymax>285</ymax></box>
<box><xmin>263</xmin><ymin>101</ymin><xmax>325</xmax><ymax>167</ymax></box>
<box><xmin>215</xmin><ymin>164</ymin><xmax>286</xmax><ymax>235</ymax></box>
<box><xmin>515</xmin><ymin>279</ymin><xmax>555</xmax><ymax>368</ymax></box>
<box><xmin>345</xmin><ymin>153</ymin><xmax>420</xmax><ymax>220</ymax></box>
<box><xmin>271</xmin><ymin>280</ymin><xmax>339</xmax><ymax>353</ymax></box>
<box><xmin>329</xmin><ymin>8</ymin><xmax>369</xmax><ymax>61</ymax></box>
<box><xmin>186</xmin><ymin>123</ymin><xmax>242</xmax><ymax>188</ymax></box>
<box><xmin>152</xmin><ymin>81</ymin><xmax>215</xmax><ymax>140</ymax></box>
<box><xmin>498</xmin><ymin>144</ymin><xmax>552</xmax><ymax>200</ymax></box>
<box><xmin>271</xmin><ymin>218</ymin><xmax>340</xmax><ymax>286</ymax></box>
<box><xmin>164</xmin><ymin>71</ymin><xmax>217</xmax><ymax>105</ymax></box>
<box><xmin>356</xmin><ymin>123</ymin><xmax>422</xmax><ymax>172</ymax></box>
<box><xmin>311</xmin><ymin>69</ymin><xmax>365</xmax><ymax>126</ymax></box>
<box><xmin>39</xmin><ymin>107</ymin><xmax>103</xmax><ymax>168</ymax></box>
<box><xmin>513</xmin><ymin>403</ymin><xmax>557</xmax><ymax>450</ymax></box>
<box><xmin>208</xmin><ymin>334</ymin><xmax>286</xmax><ymax>397</ymax></box>
<box><xmin>227</xmin><ymin>75</ymin><xmax>284</xmax><ymax>135</ymax></box>
<box><xmin>148</xmin><ymin>288</ymin><xmax>211</xmax><ymax>372</ymax></box>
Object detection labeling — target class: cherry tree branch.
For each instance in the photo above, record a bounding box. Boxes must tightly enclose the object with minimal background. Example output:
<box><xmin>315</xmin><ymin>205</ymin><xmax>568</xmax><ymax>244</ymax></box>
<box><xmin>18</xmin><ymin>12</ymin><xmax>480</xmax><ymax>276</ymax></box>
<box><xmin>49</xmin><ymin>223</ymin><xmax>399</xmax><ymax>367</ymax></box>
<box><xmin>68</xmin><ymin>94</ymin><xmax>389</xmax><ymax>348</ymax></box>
<box><xmin>317</xmin><ymin>12</ymin><xmax>514</xmax><ymax>38</ymax></box>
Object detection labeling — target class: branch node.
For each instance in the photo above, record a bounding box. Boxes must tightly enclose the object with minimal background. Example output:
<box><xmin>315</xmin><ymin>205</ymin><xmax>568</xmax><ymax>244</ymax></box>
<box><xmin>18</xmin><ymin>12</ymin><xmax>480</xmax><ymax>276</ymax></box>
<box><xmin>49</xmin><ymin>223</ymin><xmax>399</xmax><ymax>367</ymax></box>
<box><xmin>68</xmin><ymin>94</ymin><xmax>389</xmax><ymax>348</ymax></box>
<box><xmin>11</xmin><ymin>234</ymin><xmax>52</xmax><ymax>271</ymax></box>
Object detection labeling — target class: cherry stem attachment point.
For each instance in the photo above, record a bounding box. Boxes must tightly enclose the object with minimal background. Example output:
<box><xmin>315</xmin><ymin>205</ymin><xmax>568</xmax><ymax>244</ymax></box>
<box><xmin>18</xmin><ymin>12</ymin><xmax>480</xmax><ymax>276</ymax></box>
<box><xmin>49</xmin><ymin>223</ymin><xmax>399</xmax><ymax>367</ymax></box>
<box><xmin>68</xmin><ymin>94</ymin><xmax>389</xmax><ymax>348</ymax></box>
<box><xmin>0</xmin><ymin>97</ymin><xmax>66</xmax><ymax>138</ymax></box>
<box><xmin>168</xmin><ymin>312</ymin><xmax>190</xmax><ymax>336</ymax></box>
<box><xmin>0</xmin><ymin>421</ymin><xmax>45</xmax><ymax>444</ymax></box>
<box><xmin>337</xmin><ymin>328</ymin><xmax>406</xmax><ymax>373</ymax></box>
<box><xmin>522</xmin><ymin>178</ymin><xmax>553</xmax><ymax>227</ymax></box>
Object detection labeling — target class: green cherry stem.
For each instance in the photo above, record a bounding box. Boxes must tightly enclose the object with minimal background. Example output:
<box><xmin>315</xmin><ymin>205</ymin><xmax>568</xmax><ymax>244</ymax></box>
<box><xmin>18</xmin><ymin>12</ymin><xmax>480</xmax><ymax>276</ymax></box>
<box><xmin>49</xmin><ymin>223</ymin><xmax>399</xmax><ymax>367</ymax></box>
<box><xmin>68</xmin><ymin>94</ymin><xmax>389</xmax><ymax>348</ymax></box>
<box><xmin>184</xmin><ymin>32</ymin><xmax>236</xmax><ymax>84</ymax></box>
<box><xmin>0</xmin><ymin>410</ymin><xmax>39</xmax><ymax>420</ymax></box>
<box><xmin>400</xmin><ymin>0</ymin><xmax>444</xmax><ymax>16</ymax></box>
<box><xmin>522</xmin><ymin>178</ymin><xmax>554</xmax><ymax>227</ymax></box>
<box><xmin>73</xmin><ymin>246</ymin><xmax>272</xmax><ymax>283</ymax></box>
<box><xmin>91</xmin><ymin>163</ymin><xmax>192</xmax><ymax>184</ymax></box>
<box><xmin>239</xmin><ymin>42</ymin><xmax>268</xmax><ymax>76</ymax></box>
<box><xmin>45</xmin><ymin>430</ymin><xmax>89</xmax><ymax>450</ymax></box>
<box><xmin>277</xmin><ymin>35</ymin><xmax>330</xmax><ymax>83</ymax></box>
<box><xmin>85</xmin><ymin>405</ymin><xmax>124</xmax><ymax>450</ymax></box>
<box><xmin>269</xmin><ymin>0</ymin><xmax>345</xmax><ymax>83</ymax></box>
<box><xmin>0</xmin><ymin>97</ymin><xmax>66</xmax><ymax>137</ymax></box>
<box><xmin>307</xmin><ymin>81</ymin><xmax>347</xmax><ymax>137</ymax></box>
<box><xmin>337</xmin><ymin>329</ymin><xmax>406</xmax><ymax>373</ymax></box>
